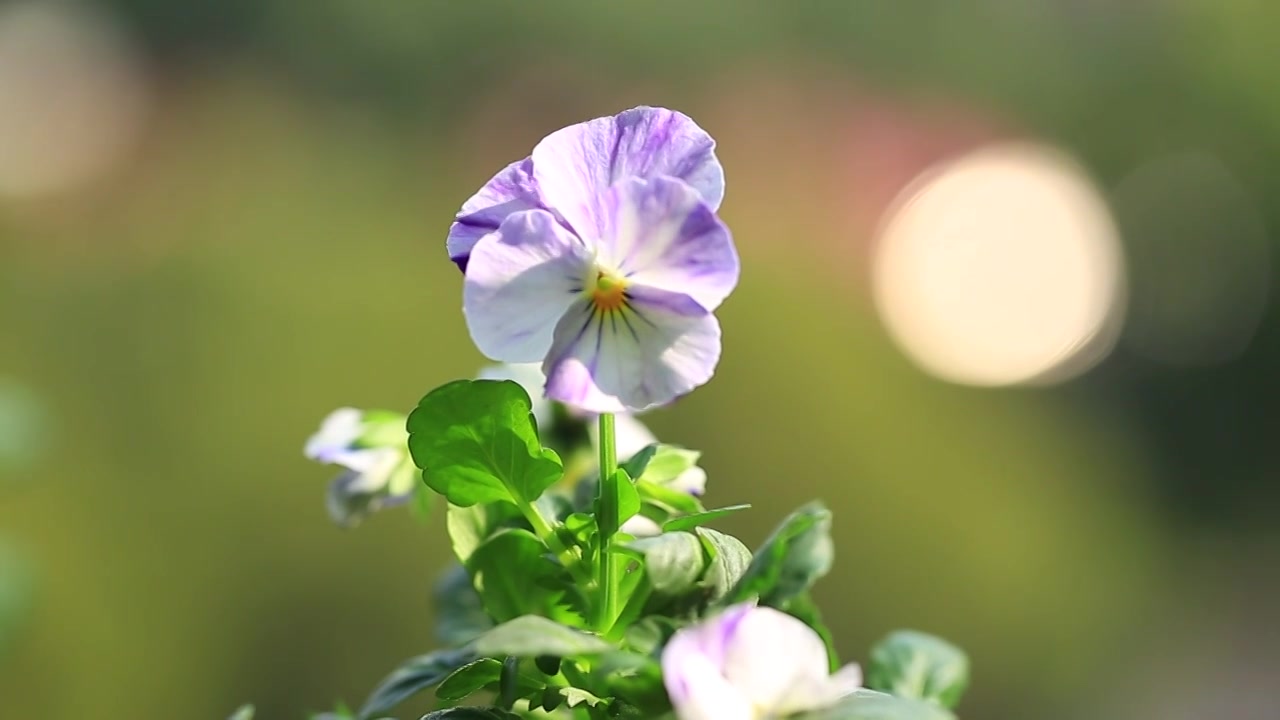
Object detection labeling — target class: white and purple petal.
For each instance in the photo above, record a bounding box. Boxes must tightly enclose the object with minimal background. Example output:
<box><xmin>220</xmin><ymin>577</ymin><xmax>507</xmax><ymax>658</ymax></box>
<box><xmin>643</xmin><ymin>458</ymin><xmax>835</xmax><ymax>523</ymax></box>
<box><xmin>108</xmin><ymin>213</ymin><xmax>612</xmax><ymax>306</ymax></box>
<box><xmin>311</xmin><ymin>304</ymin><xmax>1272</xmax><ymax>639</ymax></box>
<box><xmin>530</xmin><ymin>106</ymin><xmax>725</xmax><ymax>241</ymax></box>
<box><xmin>596</xmin><ymin>176</ymin><xmax>739</xmax><ymax>311</ymax></box>
<box><xmin>661</xmin><ymin>604</ymin><xmax>862</xmax><ymax>720</ymax></box>
<box><xmin>662</xmin><ymin>646</ymin><xmax>755</xmax><ymax>720</ymax></box>
<box><xmin>305</xmin><ymin>407</ymin><xmax>365</xmax><ymax>464</ymax></box>
<box><xmin>669</xmin><ymin>466</ymin><xmax>708</xmax><ymax>496</ymax></box>
<box><xmin>464</xmin><ymin>209</ymin><xmax>594</xmax><ymax>363</ymax></box>
<box><xmin>325</xmin><ymin>448</ymin><xmax>413</xmax><ymax>527</ymax></box>
<box><xmin>447</xmin><ymin>158</ymin><xmax>542</xmax><ymax>271</ymax></box>
<box><xmin>720</xmin><ymin>606</ymin><xmax>848</xmax><ymax>714</ymax></box>
<box><xmin>542</xmin><ymin>286</ymin><xmax>722</xmax><ymax>413</ymax></box>
<box><xmin>662</xmin><ymin>603</ymin><xmax>756</xmax><ymax>720</ymax></box>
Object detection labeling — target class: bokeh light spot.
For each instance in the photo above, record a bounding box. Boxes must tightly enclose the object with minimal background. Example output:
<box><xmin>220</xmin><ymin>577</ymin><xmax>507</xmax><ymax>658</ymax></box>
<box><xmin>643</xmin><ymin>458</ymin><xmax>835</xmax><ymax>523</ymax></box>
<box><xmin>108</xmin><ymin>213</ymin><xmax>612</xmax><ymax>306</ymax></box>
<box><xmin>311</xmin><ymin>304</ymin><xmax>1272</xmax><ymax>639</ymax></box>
<box><xmin>0</xmin><ymin>1</ymin><xmax>150</xmax><ymax>199</ymax></box>
<box><xmin>871</xmin><ymin>142</ymin><xmax>1125</xmax><ymax>387</ymax></box>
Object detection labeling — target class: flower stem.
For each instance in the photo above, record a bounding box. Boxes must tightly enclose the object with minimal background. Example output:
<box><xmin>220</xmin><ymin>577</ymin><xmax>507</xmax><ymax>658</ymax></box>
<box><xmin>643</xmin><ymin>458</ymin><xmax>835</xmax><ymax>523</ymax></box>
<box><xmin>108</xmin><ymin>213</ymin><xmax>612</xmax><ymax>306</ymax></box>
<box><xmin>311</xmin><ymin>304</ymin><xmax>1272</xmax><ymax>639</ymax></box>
<box><xmin>596</xmin><ymin>412</ymin><xmax>618</xmax><ymax>631</ymax></box>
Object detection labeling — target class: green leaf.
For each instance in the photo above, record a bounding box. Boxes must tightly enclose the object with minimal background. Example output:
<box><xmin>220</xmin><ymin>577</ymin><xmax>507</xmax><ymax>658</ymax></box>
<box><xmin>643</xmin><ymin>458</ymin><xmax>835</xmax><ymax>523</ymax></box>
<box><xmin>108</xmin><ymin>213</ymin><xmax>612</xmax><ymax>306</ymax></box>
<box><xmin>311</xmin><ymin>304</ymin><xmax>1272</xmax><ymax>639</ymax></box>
<box><xmin>559</xmin><ymin>686</ymin><xmax>607</xmax><ymax>708</ymax></box>
<box><xmin>695</xmin><ymin>528</ymin><xmax>752</xmax><ymax>602</ymax></box>
<box><xmin>446</xmin><ymin>502</ymin><xmax>519</xmax><ymax>564</ymax></box>
<box><xmin>636</xmin><ymin>445</ymin><xmax>701</xmax><ymax>485</ymax></box>
<box><xmin>619</xmin><ymin>443</ymin><xmax>659</xmax><ymax>480</ymax></box>
<box><xmin>724</xmin><ymin>502</ymin><xmax>833</xmax><ymax>606</ymax></box>
<box><xmin>420</xmin><ymin>709</ymin><xmax>523</xmax><ymax>720</ymax></box>
<box><xmin>559</xmin><ymin>512</ymin><xmax>597</xmax><ymax>550</ymax></box>
<box><xmin>661</xmin><ymin>504</ymin><xmax>752</xmax><ymax>532</ymax></box>
<box><xmin>433</xmin><ymin>563</ymin><xmax>494</xmax><ymax>646</ymax></box>
<box><xmin>636</xmin><ymin>479</ymin><xmax>704</xmax><ymax>515</ymax></box>
<box><xmin>623</xmin><ymin>617</ymin><xmax>682</xmax><ymax>656</ymax></box>
<box><xmin>407</xmin><ymin>379</ymin><xmax>563</xmax><ymax>507</ymax></box>
<box><xmin>597</xmin><ymin>468</ymin><xmax>640</xmax><ymax>540</ymax></box>
<box><xmin>467</xmin><ymin>529</ymin><xmax>564</xmax><ymax>622</ymax></box>
<box><xmin>534</xmin><ymin>655</ymin><xmax>561</xmax><ymax>676</ymax></box>
<box><xmin>590</xmin><ymin>650</ymin><xmax>667</xmax><ymax>714</ymax></box>
<box><xmin>473</xmin><ymin>615</ymin><xmax>612</xmax><ymax>658</ymax></box>
<box><xmin>866</xmin><ymin>631</ymin><xmax>970</xmax><ymax>709</ymax></box>
<box><xmin>435</xmin><ymin>658</ymin><xmax>504</xmax><ymax>702</ymax></box>
<box><xmin>793</xmin><ymin>690</ymin><xmax>956</xmax><ymax>720</ymax></box>
<box><xmin>227</xmin><ymin>704</ymin><xmax>254</xmax><ymax>720</ymax></box>
<box><xmin>627</xmin><ymin>532</ymin><xmax>706</xmax><ymax>595</ymax></box>
<box><xmin>358</xmin><ymin>648</ymin><xmax>475</xmax><ymax>720</ymax></box>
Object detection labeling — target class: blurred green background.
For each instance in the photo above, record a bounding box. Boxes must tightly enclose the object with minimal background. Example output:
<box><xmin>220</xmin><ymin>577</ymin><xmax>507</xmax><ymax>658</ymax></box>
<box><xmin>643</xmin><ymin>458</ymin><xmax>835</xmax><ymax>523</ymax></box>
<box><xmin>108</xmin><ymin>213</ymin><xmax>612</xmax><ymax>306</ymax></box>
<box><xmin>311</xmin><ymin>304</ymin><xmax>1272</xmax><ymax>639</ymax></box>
<box><xmin>1</xmin><ymin>1</ymin><xmax>1277</xmax><ymax>718</ymax></box>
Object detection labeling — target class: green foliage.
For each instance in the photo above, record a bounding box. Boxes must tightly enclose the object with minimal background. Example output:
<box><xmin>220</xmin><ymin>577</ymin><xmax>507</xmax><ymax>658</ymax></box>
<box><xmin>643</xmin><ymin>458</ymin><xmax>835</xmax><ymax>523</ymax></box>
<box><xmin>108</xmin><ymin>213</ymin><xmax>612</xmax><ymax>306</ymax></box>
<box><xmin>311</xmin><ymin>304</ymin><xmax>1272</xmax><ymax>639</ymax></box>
<box><xmin>661</xmin><ymin>504</ymin><xmax>752</xmax><ymax>532</ymax></box>
<box><xmin>794</xmin><ymin>690</ymin><xmax>957</xmax><ymax>720</ymax></box>
<box><xmin>446</xmin><ymin>502</ymin><xmax>519</xmax><ymax>565</ymax></box>
<box><xmin>473</xmin><ymin>615</ymin><xmax>612</xmax><ymax>658</ymax></box>
<box><xmin>634</xmin><ymin>445</ymin><xmax>700</xmax><ymax>485</ymax></box>
<box><xmin>420</xmin><ymin>709</ymin><xmax>523</xmax><ymax>720</ymax></box>
<box><xmin>694</xmin><ymin>528</ymin><xmax>752</xmax><ymax>602</ymax></box>
<box><xmin>432</xmin><ymin>564</ymin><xmax>494</xmax><ymax>647</ymax></box>
<box><xmin>627</xmin><ymin>532</ymin><xmax>705</xmax><ymax>596</ymax></box>
<box><xmin>226</xmin><ymin>704</ymin><xmax>254</xmax><ymax>720</ymax></box>
<box><xmin>435</xmin><ymin>657</ymin><xmax>504</xmax><ymax>702</ymax></box>
<box><xmin>307</xmin><ymin>374</ymin><xmax>971</xmax><ymax>720</ymax></box>
<box><xmin>866</xmin><ymin>631</ymin><xmax>970</xmax><ymax>709</ymax></box>
<box><xmin>596</xmin><ymin>468</ymin><xmax>640</xmax><ymax>541</ymax></box>
<box><xmin>407</xmin><ymin>380</ymin><xmax>563</xmax><ymax>508</ymax></box>
<box><xmin>357</xmin><ymin>648</ymin><xmax>476</xmax><ymax>720</ymax></box>
<box><xmin>724</xmin><ymin>501</ymin><xmax>834</xmax><ymax>606</ymax></box>
<box><xmin>465</xmin><ymin>529</ymin><xmax>570</xmax><ymax>623</ymax></box>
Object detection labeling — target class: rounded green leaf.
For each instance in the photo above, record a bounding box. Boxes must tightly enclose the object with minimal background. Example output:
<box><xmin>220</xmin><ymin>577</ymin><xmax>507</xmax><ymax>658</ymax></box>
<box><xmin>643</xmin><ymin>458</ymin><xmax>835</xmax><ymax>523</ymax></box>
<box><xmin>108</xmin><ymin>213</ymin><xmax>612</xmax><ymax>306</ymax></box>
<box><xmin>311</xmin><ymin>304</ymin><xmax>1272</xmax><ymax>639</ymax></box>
<box><xmin>866</xmin><ymin>631</ymin><xmax>970</xmax><ymax>709</ymax></box>
<box><xmin>627</xmin><ymin>532</ymin><xmax>706</xmax><ymax>595</ymax></box>
<box><xmin>724</xmin><ymin>502</ymin><xmax>834</xmax><ymax>606</ymax></box>
<box><xmin>407</xmin><ymin>380</ymin><xmax>563</xmax><ymax>507</ymax></box>
<box><xmin>467</xmin><ymin>529</ymin><xmax>566</xmax><ymax>622</ymax></box>
<box><xmin>695</xmin><ymin>528</ymin><xmax>752</xmax><ymax>602</ymax></box>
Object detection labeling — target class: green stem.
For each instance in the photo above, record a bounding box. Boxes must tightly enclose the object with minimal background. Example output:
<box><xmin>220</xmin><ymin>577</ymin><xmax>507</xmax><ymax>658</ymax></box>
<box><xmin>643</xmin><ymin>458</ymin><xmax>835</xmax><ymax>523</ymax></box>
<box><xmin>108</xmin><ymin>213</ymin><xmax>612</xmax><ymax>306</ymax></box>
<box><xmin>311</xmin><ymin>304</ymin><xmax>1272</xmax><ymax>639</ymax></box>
<box><xmin>498</xmin><ymin>656</ymin><xmax>520</xmax><ymax>710</ymax></box>
<box><xmin>595</xmin><ymin>413</ymin><xmax>618</xmax><ymax>631</ymax></box>
<box><xmin>519</xmin><ymin>502</ymin><xmax>593</xmax><ymax>586</ymax></box>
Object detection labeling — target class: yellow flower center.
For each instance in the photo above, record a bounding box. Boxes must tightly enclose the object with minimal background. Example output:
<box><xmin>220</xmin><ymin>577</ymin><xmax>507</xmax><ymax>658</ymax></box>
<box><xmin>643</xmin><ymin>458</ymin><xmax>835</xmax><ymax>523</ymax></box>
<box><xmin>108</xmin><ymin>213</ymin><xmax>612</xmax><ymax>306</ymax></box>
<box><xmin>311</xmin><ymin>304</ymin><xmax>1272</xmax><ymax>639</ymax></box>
<box><xmin>590</xmin><ymin>269</ymin><xmax>629</xmax><ymax>312</ymax></box>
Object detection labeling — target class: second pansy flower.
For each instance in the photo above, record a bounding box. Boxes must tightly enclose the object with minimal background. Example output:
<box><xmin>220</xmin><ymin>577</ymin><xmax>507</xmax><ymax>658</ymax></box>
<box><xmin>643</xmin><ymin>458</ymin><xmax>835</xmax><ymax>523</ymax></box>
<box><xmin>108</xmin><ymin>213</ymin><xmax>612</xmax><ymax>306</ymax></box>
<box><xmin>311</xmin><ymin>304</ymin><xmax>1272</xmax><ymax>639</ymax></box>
<box><xmin>452</xmin><ymin>107</ymin><xmax>740</xmax><ymax>413</ymax></box>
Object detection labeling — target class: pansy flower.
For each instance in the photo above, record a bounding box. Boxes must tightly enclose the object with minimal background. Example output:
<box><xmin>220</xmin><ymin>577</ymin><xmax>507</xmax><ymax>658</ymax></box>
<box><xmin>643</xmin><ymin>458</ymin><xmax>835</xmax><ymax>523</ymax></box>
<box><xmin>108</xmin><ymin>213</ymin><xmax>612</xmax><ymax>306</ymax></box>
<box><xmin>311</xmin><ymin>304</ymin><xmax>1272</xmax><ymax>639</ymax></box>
<box><xmin>452</xmin><ymin>107</ymin><xmax>740</xmax><ymax>413</ymax></box>
<box><xmin>662</xmin><ymin>603</ymin><xmax>863</xmax><ymax>720</ymax></box>
<box><xmin>304</xmin><ymin>408</ymin><xmax>417</xmax><ymax>527</ymax></box>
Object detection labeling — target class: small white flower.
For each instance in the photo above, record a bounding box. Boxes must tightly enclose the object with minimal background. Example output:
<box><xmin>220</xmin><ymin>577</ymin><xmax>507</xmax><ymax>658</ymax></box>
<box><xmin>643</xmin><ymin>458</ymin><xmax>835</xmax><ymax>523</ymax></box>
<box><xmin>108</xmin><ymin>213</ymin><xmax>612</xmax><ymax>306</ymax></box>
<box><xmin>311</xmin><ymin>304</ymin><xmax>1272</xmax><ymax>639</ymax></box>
<box><xmin>662</xmin><ymin>603</ymin><xmax>863</xmax><ymax>720</ymax></box>
<box><xmin>304</xmin><ymin>407</ymin><xmax>366</xmax><ymax>466</ymax></box>
<box><xmin>305</xmin><ymin>408</ymin><xmax>414</xmax><ymax>527</ymax></box>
